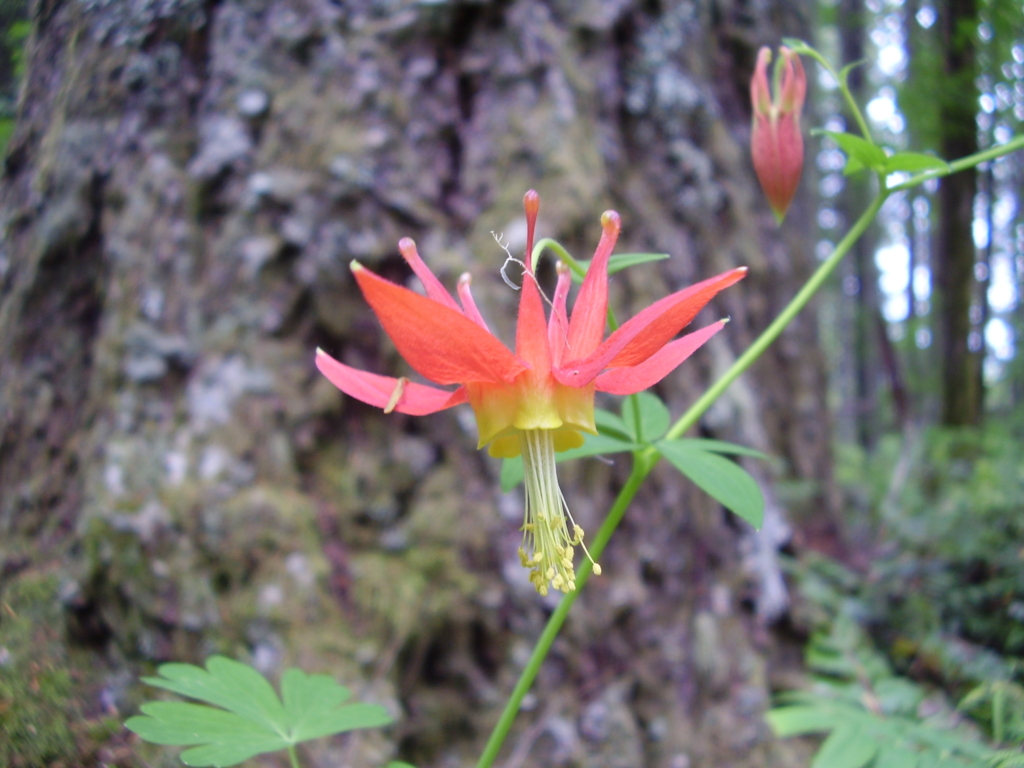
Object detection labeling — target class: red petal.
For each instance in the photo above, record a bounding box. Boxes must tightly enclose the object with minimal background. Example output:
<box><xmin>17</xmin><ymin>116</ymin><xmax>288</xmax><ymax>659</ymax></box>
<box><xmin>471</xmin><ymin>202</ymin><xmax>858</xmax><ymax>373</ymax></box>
<box><xmin>554</xmin><ymin>267</ymin><xmax>746</xmax><ymax>386</ymax></box>
<box><xmin>548</xmin><ymin>261</ymin><xmax>572</xmax><ymax>367</ymax></box>
<box><xmin>750</xmin><ymin>47</ymin><xmax>773</xmax><ymax>116</ymax></box>
<box><xmin>515</xmin><ymin>270</ymin><xmax>551</xmax><ymax>373</ymax></box>
<box><xmin>458</xmin><ymin>273</ymin><xmax>491</xmax><ymax>331</ymax></box>
<box><xmin>353</xmin><ymin>263</ymin><xmax>526</xmax><ymax>385</ymax></box>
<box><xmin>399</xmin><ymin>238</ymin><xmax>462</xmax><ymax>313</ymax></box>
<box><xmin>523</xmin><ymin>190</ymin><xmax>540</xmax><ymax>270</ymax></box>
<box><xmin>565</xmin><ymin>211</ymin><xmax>620</xmax><ymax>359</ymax></box>
<box><xmin>316</xmin><ymin>349</ymin><xmax>468</xmax><ymax>415</ymax></box>
<box><xmin>594</xmin><ymin>321</ymin><xmax>726</xmax><ymax>395</ymax></box>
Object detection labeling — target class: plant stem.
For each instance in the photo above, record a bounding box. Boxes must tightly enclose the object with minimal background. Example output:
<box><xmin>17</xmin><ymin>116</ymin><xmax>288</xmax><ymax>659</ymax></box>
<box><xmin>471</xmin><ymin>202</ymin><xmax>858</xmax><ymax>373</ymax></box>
<box><xmin>788</xmin><ymin>43</ymin><xmax>872</xmax><ymax>140</ymax></box>
<box><xmin>475</xmin><ymin>457</ymin><xmax>654</xmax><ymax>768</ymax></box>
<box><xmin>887</xmin><ymin>134</ymin><xmax>1024</xmax><ymax>193</ymax></box>
<box><xmin>664</xmin><ymin>191</ymin><xmax>887</xmax><ymax>441</ymax></box>
<box><xmin>287</xmin><ymin>745</ymin><xmax>301</xmax><ymax>768</ymax></box>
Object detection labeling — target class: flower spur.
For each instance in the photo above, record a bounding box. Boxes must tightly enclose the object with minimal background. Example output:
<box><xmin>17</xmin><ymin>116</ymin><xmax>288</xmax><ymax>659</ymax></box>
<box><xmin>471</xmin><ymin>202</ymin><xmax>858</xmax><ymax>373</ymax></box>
<box><xmin>316</xmin><ymin>191</ymin><xmax>746</xmax><ymax>595</ymax></box>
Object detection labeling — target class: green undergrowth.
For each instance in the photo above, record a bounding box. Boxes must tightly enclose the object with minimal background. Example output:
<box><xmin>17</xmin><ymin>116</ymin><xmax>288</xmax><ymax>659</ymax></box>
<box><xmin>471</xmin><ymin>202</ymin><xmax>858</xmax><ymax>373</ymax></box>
<box><xmin>0</xmin><ymin>570</ymin><xmax>121</xmax><ymax>767</ymax></box>
<box><xmin>772</xmin><ymin>423</ymin><xmax>1024</xmax><ymax>765</ymax></box>
<box><xmin>838</xmin><ymin>425</ymin><xmax>1024</xmax><ymax>658</ymax></box>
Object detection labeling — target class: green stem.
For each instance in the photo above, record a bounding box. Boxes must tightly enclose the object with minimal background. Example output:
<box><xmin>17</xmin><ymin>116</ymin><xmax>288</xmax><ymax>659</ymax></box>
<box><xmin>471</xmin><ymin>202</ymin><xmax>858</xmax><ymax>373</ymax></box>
<box><xmin>475</xmin><ymin>457</ymin><xmax>654</xmax><ymax>768</ymax></box>
<box><xmin>790</xmin><ymin>44</ymin><xmax>872</xmax><ymax>140</ymax></box>
<box><xmin>287</xmin><ymin>745</ymin><xmax>301</xmax><ymax>768</ymax></box>
<box><xmin>665</xmin><ymin>191</ymin><xmax>887</xmax><ymax>441</ymax></box>
<box><xmin>533</xmin><ymin>237</ymin><xmax>576</xmax><ymax>273</ymax></box>
<box><xmin>533</xmin><ymin>237</ymin><xmax>621</xmax><ymax>332</ymax></box>
<box><xmin>887</xmin><ymin>134</ymin><xmax>1024</xmax><ymax>193</ymax></box>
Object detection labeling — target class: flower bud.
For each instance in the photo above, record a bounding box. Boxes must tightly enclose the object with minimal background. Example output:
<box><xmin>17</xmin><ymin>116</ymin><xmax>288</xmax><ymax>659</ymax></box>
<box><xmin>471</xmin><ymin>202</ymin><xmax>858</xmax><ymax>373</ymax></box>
<box><xmin>750</xmin><ymin>46</ymin><xmax>806</xmax><ymax>223</ymax></box>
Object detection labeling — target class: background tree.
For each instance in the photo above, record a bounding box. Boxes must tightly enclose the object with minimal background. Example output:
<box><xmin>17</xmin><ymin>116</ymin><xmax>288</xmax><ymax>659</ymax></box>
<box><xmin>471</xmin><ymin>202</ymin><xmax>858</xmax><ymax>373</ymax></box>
<box><xmin>0</xmin><ymin>1</ymin><xmax>831</xmax><ymax>766</ymax></box>
<box><xmin>935</xmin><ymin>0</ymin><xmax>984</xmax><ymax>426</ymax></box>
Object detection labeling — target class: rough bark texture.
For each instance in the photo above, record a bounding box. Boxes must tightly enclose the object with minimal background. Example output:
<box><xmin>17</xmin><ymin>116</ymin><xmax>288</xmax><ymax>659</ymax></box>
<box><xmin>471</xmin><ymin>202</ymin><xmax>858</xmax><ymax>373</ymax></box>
<box><xmin>0</xmin><ymin>1</ymin><xmax>826</xmax><ymax>766</ymax></box>
<box><xmin>936</xmin><ymin>0</ymin><xmax>982</xmax><ymax>427</ymax></box>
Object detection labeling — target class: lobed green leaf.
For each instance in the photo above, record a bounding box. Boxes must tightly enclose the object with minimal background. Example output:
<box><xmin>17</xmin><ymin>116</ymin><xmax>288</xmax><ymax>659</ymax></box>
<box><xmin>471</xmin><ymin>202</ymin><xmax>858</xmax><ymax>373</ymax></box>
<box><xmin>126</xmin><ymin>702</ymin><xmax>286</xmax><ymax>746</ymax></box>
<box><xmin>127</xmin><ymin>657</ymin><xmax>393</xmax><ymax>767</ymax></box>
<box><xmin>140</xmin><ymin>657</ymin><xmax>288</xmax><ymax>732</ymax></box>
<box><xmin>657</xmin><ymin>441</ymin><xmax>764</xmax><ymax>528</ymax></box>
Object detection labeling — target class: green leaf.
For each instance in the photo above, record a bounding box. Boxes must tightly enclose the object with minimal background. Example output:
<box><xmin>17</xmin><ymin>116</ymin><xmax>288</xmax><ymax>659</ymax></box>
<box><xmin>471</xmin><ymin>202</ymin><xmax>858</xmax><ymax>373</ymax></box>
<box><xmin>281</xmin><ymin>668</ymin><xmax>391</xmax><ymax>741</ymax></box>
<box><xmin>289</xmin><ymin>702</ymin><xmax>392</xmax><ymax>742</ymax></box>
<box><xmin>622</xmin><ymin>392</ymin><xmax>671</xmax><ymax>442</ymax></box>
<box><xmin>883</xmin><ymin>151</ymin><xmax>949</xmax><ymax>174</ymax></box>
<box><xmin>281</xmin><ymin>668</ymin><xmax>350</xmax><ymax>728</ymax></box>
<box><xmin>657</xmin><ymin>441</ymin><xmax>764</xmax><ymax>528</ymax></box>
<box><xmin>844</xmin><ymin>155</ymin><xmax>865</xmax><ymax>176</ymax></box>
<box><xmin>608</xmin><ymin>252</ymin><xmax>670</xmax><ymax>275</ymax></box>
<box><xmin>810</xmin><ymin>725</ymin><xmax>878</xmax><ymax>768</ymax></box>
<box><xmin>669</xmin><ymin>438</ymin><xmax>769</xmax><ymax>460</ymax></box>
<box><xmin>814</xmin><ymin>130</ymin><xmax>887</xmax><ymax>174</ymax></box>
<box><xmin>125</xmin><ymin>657</ymin><xmax>393</xmax><ymax>767</ymax></box>
<box><xmin>127</xmin><ymin>702</ymin><xmax>285</xmax><ymax>747</ymax></box>
<box><xmin>386</xmin><ymin>763</ymin><xmax>418</xmax><ymax>768</ymax></box>
<box><xmin>873</xmin><ymin>747</ymin><xmax>919</xmax><ymax>768</ymax></box>
<box><xmin>766</xmin><ymin>705</ymin><xmax>841</xmax><ymax>736</ymax></box>
<box><xmin>595</xmin><ymin>408</ymin><xmax>633</xmax><ymax>441</ymax></box>
<box><xmin>500</xmin><ymin>457</ymin><xmax>523</xmax><ymax>492</ymax></box>
<box><xmin>141</xmin><ymin>657</ymin><xmax>288</xmax><ymax>731</ymax></box>
<box><xmin>500</xmin><ymin>432</ymin><xmax>641</xmax><ymax>491</ymax></box>
<box><xmin>570</xmin><ymin>252</ymin><xmax>670</xmax><ymax>284</ymax></box>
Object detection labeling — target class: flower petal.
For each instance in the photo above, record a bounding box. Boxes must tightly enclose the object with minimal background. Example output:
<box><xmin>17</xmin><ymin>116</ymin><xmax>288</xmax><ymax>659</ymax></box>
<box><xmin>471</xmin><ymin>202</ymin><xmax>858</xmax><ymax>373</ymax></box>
<box><xmin>516</xmin><ymin>274</ymin><xmax>551</xmax><ymax>372</ymax></box>
<box><xmin>554</xmin><ymin>267</ymin><xmax>747</xmax><ymax>386</ymax></box>
<box><xmin>515</xmin><ymin>190</ymin><xmax>552</xmax><ymax>372</ymax></box>
<box><xmin>548</xmin><ymin>261</ymin><xmax>572</xmax><ymax>367</ymax></box>
<box><xmin>352</xmin><ymin>262</ymin><xmax>526</xmax><ymax>385</ymax></box>
<box><xmin>399</xmin><ymin>237</ymin><xmax>463</xmax><ymax>313</ymax></box>
<box><xmin>565</xmin><ymin>211</ymin><xmax>620</xmax><ymax>359</ymax></box>
<box><xmin>316</xmin><ymin>349</ymin><xmax>468</xmax><ymax>415</ymax></box>
<box><xmin>457</xmin><ymin>273</ymin><xmax>491</xmax><ymax>331</ymax></box>
<box><xmin>594</xmin><ymin>321</ymin><xmax>726</xmax><ymax>395</ymax></box>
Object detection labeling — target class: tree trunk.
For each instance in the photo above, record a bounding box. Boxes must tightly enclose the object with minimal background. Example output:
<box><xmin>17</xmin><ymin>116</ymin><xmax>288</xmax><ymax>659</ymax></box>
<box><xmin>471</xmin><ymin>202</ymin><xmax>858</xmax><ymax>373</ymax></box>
<box><xmin>839</xmin><ymin>0</ymin><xmax>885</xmax><ymax>449</ymax></box>
<box><xmin>936</xmin><ymin>0</ymin><xmax>983</xmax><ymax>426</ymax></box>
<box><xmin>0</xmin><ymin>1</ymin><xmax>827</xmax><ymax>766</ymax></box>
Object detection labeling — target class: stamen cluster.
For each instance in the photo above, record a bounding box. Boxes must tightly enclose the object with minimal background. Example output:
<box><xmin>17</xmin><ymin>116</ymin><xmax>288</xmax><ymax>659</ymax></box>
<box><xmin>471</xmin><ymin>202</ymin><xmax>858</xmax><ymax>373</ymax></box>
<box><xmin>516</xmin><ymin>429</ymin><xmax>600</xmax><ymax>596</ymax></box>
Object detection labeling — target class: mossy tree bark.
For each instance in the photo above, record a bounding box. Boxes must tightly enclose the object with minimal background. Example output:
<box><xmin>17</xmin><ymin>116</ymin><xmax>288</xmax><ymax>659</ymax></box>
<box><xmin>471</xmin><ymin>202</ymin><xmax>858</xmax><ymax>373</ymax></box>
<box><xmin>0</xmin><ymin>1</ymin><xmax>826</xmax><ymax>766</ymax></box>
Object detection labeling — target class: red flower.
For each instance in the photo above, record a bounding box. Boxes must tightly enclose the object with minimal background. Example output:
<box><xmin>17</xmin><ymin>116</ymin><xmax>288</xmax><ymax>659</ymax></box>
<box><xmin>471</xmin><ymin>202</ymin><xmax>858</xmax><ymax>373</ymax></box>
<box><xmin>317</xmin><ymin>191</ymin><xmax>746</xmax><ymax>594</ymax></box>
<box><xmin>751</xmin><ymin>46</ymin><xmax>807</xmax><ymax>223</ymax></box>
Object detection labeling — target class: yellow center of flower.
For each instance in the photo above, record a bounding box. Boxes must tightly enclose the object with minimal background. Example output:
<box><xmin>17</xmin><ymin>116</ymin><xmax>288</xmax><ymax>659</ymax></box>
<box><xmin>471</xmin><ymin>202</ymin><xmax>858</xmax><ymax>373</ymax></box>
<box><xmin>516</xmin><ymin>429</ymin><xmax>600</xmax><ymax>596</ymax></box>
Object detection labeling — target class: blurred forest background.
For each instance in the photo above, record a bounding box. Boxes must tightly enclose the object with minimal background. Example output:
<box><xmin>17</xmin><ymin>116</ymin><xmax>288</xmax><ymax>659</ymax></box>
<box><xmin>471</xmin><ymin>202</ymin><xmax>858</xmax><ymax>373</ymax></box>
<box><xmin>0</xmin><ymin>0</ymin><xmax>1022</xmax><ymax>766</ymax></box>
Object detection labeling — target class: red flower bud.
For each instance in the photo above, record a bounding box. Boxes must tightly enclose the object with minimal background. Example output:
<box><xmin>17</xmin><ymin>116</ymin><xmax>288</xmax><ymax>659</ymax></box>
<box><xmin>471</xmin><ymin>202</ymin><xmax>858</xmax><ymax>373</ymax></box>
<box><xmin>750</xmin><ymin>46</ymin><xmax>806</xmax><ymax>223</ymax></box>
